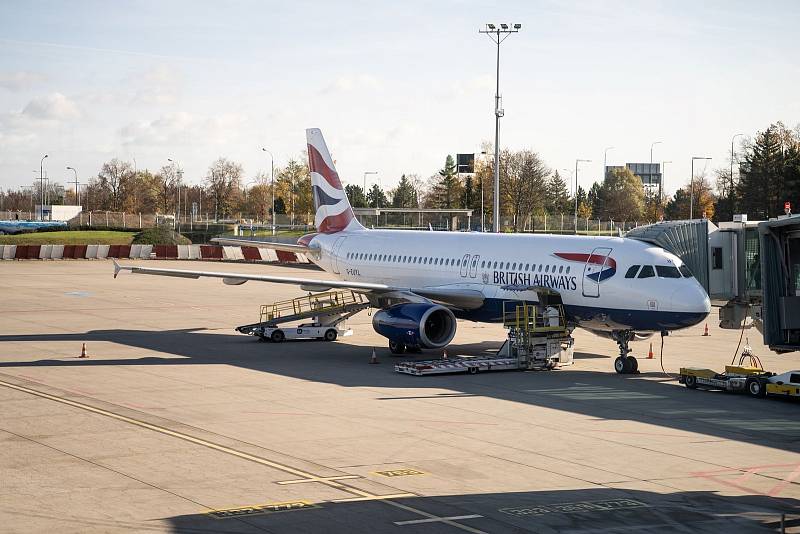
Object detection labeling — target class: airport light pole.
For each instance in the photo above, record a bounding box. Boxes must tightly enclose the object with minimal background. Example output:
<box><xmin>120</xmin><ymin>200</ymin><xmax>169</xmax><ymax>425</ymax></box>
<box><xmin>480</xmin><ymin>22</ymin><xmax>521</xmax><ymax>233</ymax></box>
<box><xmin>261</xmin><ymin>148</ymin><xmax>275</xmax><ymax>235</ymax></box>
<box><xmin>650</xmin><ymin>141</ymin><xmax>662</xmax><ymax>165</ymax></box>
<box><xmin>730</xmin><ymin>133</ymin><xmax>744</xmax><ymax>217</ymax></box>
<box><xmin>168</xmin><ymin>158</ymin><xmax>181</xmax><ymax>230</ymax></box>
<box><xmin>480</xmin><ymin>151</ymin><xmax>489</xmax><ymax>231</ymax></box>
<box><xmin>66</xmin><ymin>166</ymin><xmax>79</xmax><ymax>206</ymax></box>
<box><xmin>603</xmin><ymin>147</ymin><xmax>614</xmax><ymax>180</ymax></box>
<box><xmin>363</xmin><ymin>171</ymin><xmax>377</xmax><ymax>206</ymax></box>
<box><xmin>574</xmin><ymin>159</ymin><xmax>591</xmax><ymax>233</ymax></box>
<box><xmin>39</xmin><ymin>154</ymin><xmax>48</xmax><ymax>220</ymax></box>
<box><xmin>660</xmin><ymin>160</ymin><xmax>671</xmax><ymax>218</ymax></box>
<box><xmin>690</xmin><ymin>156</ymin><xmax>712</xmax><ymax>219</ymax></box>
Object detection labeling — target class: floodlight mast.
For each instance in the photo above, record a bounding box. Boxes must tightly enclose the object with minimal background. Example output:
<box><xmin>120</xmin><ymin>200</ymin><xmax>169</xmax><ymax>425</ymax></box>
<box><xmin>479</xmin><ymin>22</ymin><xmax>521</xmax><ymax>233</ymax></box>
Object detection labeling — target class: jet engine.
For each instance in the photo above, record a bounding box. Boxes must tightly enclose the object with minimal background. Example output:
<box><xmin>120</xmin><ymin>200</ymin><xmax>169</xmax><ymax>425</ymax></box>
<box><xmin>372</xmin><ymin>303</ymin><xmax>456</xmax><ymax>350</ymax></box>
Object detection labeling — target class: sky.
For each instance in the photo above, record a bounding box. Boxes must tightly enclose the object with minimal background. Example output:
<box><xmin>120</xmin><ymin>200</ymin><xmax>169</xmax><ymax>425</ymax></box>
<box><xmin>0</xmin><ymin>0</ymin><xmax>798</xmax><ymax>199</ymax></box>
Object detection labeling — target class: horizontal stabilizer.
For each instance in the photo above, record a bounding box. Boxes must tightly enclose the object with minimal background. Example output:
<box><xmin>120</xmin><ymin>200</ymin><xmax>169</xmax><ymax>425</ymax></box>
<box><xmin>211</xmin><ymin>237</ymin><xmax>309</xmax><ymax>253</ymax></box>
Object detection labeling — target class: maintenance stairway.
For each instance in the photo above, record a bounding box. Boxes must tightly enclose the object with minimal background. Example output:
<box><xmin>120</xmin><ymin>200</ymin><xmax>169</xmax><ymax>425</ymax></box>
<box><xmin>236</xmin><ymin>290</ymin><xmax>370</xmax><ymax>337</ymax></box>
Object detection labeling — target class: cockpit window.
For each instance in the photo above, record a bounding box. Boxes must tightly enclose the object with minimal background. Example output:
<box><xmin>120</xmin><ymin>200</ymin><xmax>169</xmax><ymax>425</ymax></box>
<box><xmin>638</xmin><ymin>265</ymin><xmax>655</xmax><ymax>279</ymax></box>
<box><xmin>679</xmin><ymin>265</ymin><xmax>693</xmax><ymax>278</ymax></box>
<box><xmin>656</xmin><ymin>266</ymin><xmax>681</xmax><ymax>278</ymax></box>
<box><xmin>625</xmin><ymin>265</ymin><xmax>640</xmax><ymax>278</ymax></box>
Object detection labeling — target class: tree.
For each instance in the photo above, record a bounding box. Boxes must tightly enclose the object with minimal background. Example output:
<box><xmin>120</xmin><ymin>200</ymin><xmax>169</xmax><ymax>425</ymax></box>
<box><xmin>274</xmin><ymin>158</ymin><xmax>311</xmax><ymax>224</ymax></box>
<box><xmin>205</xmin><ymin>158</ymin><xmax>244</xmax><ymax>220</ymax></box>
<box><xmin>665</xmin><ymin>177</ymin><xmax>716</xmax><ymax>220</ymax></box>
<box><xmin>390</xmin><ymin>175</ymin><xmax>417</xmax><ymax>208</ymax></box>
<box><xmin>587</xmin><ymin>182</ymin><xmax>602</xmax><ymax>219</ymax></box>
<box><xmin>500</xmin><ymin>149</ymin><xmax>549</xmax><ymax>231</ymax></box>
<box><xmin>345</xmin><ymin>184</ymin><xmax>367</xmax><ymax>208</ymax></box>
<box><xmin>737</xmin><ymin>122</ymin><xmax>800</xmax><ymax>219</ymax></box>
<box><xmin>575</xmin><ymin>185</ymin><xmax>592</xmax><ymax>219</ymax></box>
<box><xmin>546</xmin><ymin>170</ymin><xmax>571</xmax><ymax>214</ymax></box>
<box><xmin>124</xmin><ymin>170</ymin><xmax>160</xmax><ymax>213</ymax></box>
<box><xmin>713</xmin><ymin>168</ymin><xmax>734</xmax><ymax>222</ymax></box>
<box><xmin>429</xmin><ymin>155</ymin><xmax>463</xmax><ymax>209</ymax></box>
<box><xmin>596</xmin><ymin>167</ymin><xmax>644</xmax><ymax>221</ymax></box>
<box><xmin>96</xmin><ymin>158</ymin><xmax>134</xmax><ymax>211</ymax></box>
<box><xmin>366</xmin><ymin>183</ymin><xmax>387</xmax><ymax>208</ymax></box>
<box><xmin>246</xmin><ymin>171</ymin><xmax>273</xmax><ymax>222</ymax></box>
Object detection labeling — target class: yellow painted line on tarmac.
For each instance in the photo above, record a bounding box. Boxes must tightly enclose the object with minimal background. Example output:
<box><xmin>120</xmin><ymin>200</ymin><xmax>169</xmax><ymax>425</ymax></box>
<box><xmin>0</xmin><ymin>377</ymin><xmax>488</xmax><ymax>534</ymax></box>
<box><xmin>277</xmin><ymin>475</ymin><xmax>362</xmax><ymax>485</ymax></box>
<box><xmin>207</xmin><ymin>500</ymin><xmax>319</xmax><ymax>519</ymax></box>
<box><xmin>373</xmin><ymin>469</ymin><xmax>427</xmax><ymax>478</ymax></box>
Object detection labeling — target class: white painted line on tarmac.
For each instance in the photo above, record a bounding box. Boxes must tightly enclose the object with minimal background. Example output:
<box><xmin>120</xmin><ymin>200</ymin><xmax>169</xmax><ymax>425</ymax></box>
<box><xmin>394</xmin><ymin>514</ymin><xmax>483</xmax><ymax>526</ymax></box>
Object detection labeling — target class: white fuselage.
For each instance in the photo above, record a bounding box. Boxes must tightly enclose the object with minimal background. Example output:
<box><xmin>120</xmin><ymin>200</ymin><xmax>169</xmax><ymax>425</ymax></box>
<box><xmin>306</xmin><ymin>228</ymin><xmax>710</xmax><ymax>333</ymax></box>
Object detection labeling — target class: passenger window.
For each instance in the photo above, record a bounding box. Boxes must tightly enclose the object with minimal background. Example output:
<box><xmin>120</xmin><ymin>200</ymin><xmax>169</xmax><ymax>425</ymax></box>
<box><xmin>638</xmin><ymin>265</ymin><xmax>655</xmax><ymax>278</ymax></box>
<box><xmin>525</xmin><ymin>263</ymin><xmax>530</xmax><ymax>271</ymax></box>
<box><xmin>481</xmin><ymin>260</ymin><xmax>485</xmax><ymax>268</ymax></box>
<box><xmin>457</xmin><ymin>259</ymin><xmax>461</xmax><ymax>266</ymax></box>
<box><xmin>625</xmin><ymin>265</ymin><xmax>640</xmax><ymax>278</ymax></box>
<box><xmin>559</xmin><ymin>265</ymin><xmax>563</xmax><ymax>273</ymax></box>
<box><xmin>493</xmin><ymin>261</ymin><xmax>497</xmax><ymax>268</ymax></box>
<box><xmin>566</xmin><ymin>266</ymin><xmax>570</xmax><ymax>274</ymax></box>
<box><xmin>545</xmin><ymin>265</ymin><xmax>549</xmax><ymax>273</ymax></box>
<box><xmin>512</xmin><ymin>262</ymin><xmax>517</xmax><ymax>270</ymax></box>
<box><xmin>656</xmin><ymin>266</ymin><xmax>681</xmax><ymax>278</ymax></box>
<box><xmin>538</xmin><ymin>265</ymin><xmax>543</xmax><ymax>272</ymax></box>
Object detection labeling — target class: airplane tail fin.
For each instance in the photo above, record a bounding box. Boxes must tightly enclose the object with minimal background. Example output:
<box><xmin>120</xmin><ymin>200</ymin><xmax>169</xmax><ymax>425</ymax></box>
<box><xmin>306</xmin><ymin>128</ymin><xmax>364</xmax><ymax>234</ymax></box>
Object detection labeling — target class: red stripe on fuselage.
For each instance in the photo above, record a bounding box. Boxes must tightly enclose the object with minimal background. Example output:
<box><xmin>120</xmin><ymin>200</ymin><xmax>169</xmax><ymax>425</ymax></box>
<box><xmin>554</xmin><ymin>252</ymin><xmax>616</xmax><ymax>270</ymax></box>
<box><xmin>307</xmin><ymin>144</ymin><xmax>343</xmax><ymax>190</ymax></box>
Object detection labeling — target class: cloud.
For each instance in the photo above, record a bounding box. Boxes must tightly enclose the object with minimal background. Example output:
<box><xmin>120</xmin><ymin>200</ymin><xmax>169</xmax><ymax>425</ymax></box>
<box><xmin>0</xmin><ymin>70</ymin><xmax>46</xmax><ymax>91</ymax></box>
<box><xmin>322</xmin><ymin>74</ymin><xmax>383</xmax><ymax>94</ymax></box>
<box><xmin>129</xmin><ymin>64</ymin><xmax>182</xmax><ymax>106</ymax></box>
<box><xmin>22</xmin><ymin>92</ymin><xmax>80</xmax><ymax>120</ymax></box>
<box><xmin>118</xmin><ymin>111</ymin><xmax>248</xmax><ymax>147</ymax></box>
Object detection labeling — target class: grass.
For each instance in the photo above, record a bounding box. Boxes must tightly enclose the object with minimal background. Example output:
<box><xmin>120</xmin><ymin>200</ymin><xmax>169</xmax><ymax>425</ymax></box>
<box><xmin>0</xmin><ymin>230</ymin><xmax>136</xmax><ymax>245</ymax></box>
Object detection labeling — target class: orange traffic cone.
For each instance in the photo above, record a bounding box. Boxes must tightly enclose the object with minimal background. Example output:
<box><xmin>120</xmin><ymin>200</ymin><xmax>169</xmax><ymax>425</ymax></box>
<box><xmin>703</xmin><ymin>323</ymin><xmax>709</xmax><ymax>336</ymax></box>
<box><xmin>369</xmin><ymin>347</ymin><xmax>379</xmax><ymax>364</ymax></box>
<box><xmin>79</xmin><ymin>343</ymin><xmax>88</xmax><ymax>358</ymax></box>
<box><xmin>442</xmin><ymin>349</ymin><xmax>448</xmax><ymax>360</ymax></box>
<box><xmin>647</xmin><ymin>342</ymin><xmax>654</xmax><ymax>359</ymax></box>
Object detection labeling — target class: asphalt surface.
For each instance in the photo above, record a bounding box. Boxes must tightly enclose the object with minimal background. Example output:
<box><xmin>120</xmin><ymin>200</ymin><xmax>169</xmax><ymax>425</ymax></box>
<box><xmin>1</xmin><ymin>260</ymin><xmax>799</xmax><ymax>533</ymax></box>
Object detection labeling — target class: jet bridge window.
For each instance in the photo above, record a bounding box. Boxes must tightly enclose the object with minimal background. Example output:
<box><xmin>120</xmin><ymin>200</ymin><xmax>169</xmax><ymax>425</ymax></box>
<box><xmin>625</xmin><ymin>265</ymin><xmax>640</xmax><ymax>278</ymax></box>
<box><xmin>656</xmin><ymin>266</ymin><xmax>681</xmax><ymax>278</ymax></box>
<box><xmin>638</xmin><ymin>265</ymin><xmax>655</xmax><ymax>279</ymax></box>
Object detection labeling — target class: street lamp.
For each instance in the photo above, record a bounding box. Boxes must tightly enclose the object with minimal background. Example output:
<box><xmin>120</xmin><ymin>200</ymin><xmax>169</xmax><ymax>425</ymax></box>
<box><xmin>66</xmin><ymin>166</ymin><xmax>79</xmax><ymax>206</ymax></box>
<box><xmin>650</xmin><ymin>140</ymin><xmax>662</xmax><ymax>165</ymax></box>
<box><xmin>690</xmin><ymin>156</ymin><xmax>712</xmax><ymax>219</ymax></box>
<box><xmin>603</xmin><ymin>147</ymin><xmax>614</xmax><ymax>180</ymax></box>
<box><xmin>363</xmin><ymin>171</ymin><xmax>377</xmax><ymax>206</ymax></box>
<box><xmin>479</xmin><ymin>22</ymin><xmax>521</xmax><ymax>232</ymax></box>
<box><xmin>480</xmin><ymin>151</ymin><xmax>489</xmax><ymax>231</ymax></box>
<box><xmin>39</xmin><ymin>154</ymin><xmax>48</xmax><ymax>220</ymax></box>
<box><xmin>575</xmin><ymin>159</ymin><xmax>591</xmax><ymax>233</ymax></box>
<box><xmin>660</xmin><ymin>161</ymin><xmax>672</xmax><ymax>218</ymax></box>
<box><xmin>168</xmin><ymin>158</ymin><xmax>181</xmax><ymax>229</ymax></box>
<box><xmin>730</xmin><ymin>133</ymin><xmax>745</xmax><ymax>217</ymax></box>
<box><xmin>261</xmin><ymin>148</ymin><xmax>275</xmax><ymax>235</ymax></box>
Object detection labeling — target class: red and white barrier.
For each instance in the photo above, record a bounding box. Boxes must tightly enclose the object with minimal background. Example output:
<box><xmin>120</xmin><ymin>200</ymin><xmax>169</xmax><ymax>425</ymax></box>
<box><xmin>0</xmin><ymin>242</ymin><xmax>310</xmax><ymax>264</ymax></box>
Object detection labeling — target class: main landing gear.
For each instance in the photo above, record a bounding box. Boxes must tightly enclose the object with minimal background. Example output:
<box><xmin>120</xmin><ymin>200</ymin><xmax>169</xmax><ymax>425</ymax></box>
<box><xmin>612</xmin><ymin>330</ymin><xmax>639</xmax><ymax>375</ymax></box>
<box><xmin>388</xmin><ymin>340</ymin><xmax>422</xmax><ymax>355</ymax></box>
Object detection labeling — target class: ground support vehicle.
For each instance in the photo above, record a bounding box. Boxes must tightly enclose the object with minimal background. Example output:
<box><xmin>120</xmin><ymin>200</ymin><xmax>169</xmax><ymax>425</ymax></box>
<box><xmin>679</xmin><ymin>366</ymin><xmax>800</xmax><ymax>398</ymax></box>
<box><xmin>395</xmin><ymin>301</ymin><xmax>574</xmax><ymax>376</ymax></box>
<box><xmin>237</xmin><ymin>290</ymin><xmax>369</xmax><ymax>343</ymax></box>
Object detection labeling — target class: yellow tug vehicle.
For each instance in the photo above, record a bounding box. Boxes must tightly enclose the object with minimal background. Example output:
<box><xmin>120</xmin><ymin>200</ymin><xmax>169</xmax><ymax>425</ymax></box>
<box><xmin>679</xmin><ymin>366</ymin><xmax>800</xmax><ymax>399</ymax></box>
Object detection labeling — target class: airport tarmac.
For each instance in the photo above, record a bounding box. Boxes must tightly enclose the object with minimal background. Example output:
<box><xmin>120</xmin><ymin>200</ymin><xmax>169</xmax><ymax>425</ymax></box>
<box><xmin>1</xmin><ymin>259</ymin><xmax>799</xmax><ymax>533</ymax></box>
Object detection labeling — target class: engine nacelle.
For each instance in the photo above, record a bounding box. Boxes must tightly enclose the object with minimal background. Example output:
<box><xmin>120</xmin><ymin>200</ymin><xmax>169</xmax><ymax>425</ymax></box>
<box><xmin>372</xmin><ymin>303</ymin><xmax>457</xmax><ymax>349</ymax></box>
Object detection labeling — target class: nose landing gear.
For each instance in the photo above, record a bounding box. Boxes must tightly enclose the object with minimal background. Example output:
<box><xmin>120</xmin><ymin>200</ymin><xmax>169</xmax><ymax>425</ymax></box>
<box><xmin>612</xmin><ymin>330</ymin><xmax>639</xmax><ymax>374</ymax></box>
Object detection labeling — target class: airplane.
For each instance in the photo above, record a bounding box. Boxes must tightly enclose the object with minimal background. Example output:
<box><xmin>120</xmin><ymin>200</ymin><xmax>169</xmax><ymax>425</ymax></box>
<box><xmin>114</xmin><ymin>128</ymin><xmax>711</xmax><ymax>374</ymax></box>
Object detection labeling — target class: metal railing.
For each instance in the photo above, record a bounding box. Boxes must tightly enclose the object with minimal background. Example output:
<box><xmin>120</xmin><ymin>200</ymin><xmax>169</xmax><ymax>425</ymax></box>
<box><xmin>260</xmin><ymin>290</ymin><xmax>366</xmax><ymax>323</ymax></box>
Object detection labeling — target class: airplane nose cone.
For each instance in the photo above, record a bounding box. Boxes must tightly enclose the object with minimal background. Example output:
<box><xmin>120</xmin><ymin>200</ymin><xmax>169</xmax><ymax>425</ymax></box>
<box><xmin>671</xmin><ymin>284</ymin><xmax>711</xmax><ymax>314</ymax></box>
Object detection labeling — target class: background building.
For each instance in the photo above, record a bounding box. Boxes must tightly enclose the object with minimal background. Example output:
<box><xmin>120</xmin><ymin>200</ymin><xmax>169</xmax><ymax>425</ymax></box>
<box><xmin>606</xmin><ymin>163</ymin><xmax>662</xmax><ymax>187</ymax></box>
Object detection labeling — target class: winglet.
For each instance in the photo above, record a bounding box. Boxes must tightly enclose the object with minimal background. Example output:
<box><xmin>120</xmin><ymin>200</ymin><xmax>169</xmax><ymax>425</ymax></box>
<box><xmin>113</xmin><ymin>259</ymin><xmax>121</xmax><ymax>279</ymax></box>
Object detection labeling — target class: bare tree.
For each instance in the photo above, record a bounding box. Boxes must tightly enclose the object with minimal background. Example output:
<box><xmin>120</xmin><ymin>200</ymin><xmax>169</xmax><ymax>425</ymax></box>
<box><xmin>205</xmin><ymin>158</ymin><xmax>244</xmax><ymax>220</ymax></box>
<box><xmin>96</xmin><ymin>158</ymin><xmax>134</xmax><ymax>211</ymax></box>
<box><xmin>501</xmin><ymin>149</ymin><xmax>549</xmax><ymax>231</ymax></box>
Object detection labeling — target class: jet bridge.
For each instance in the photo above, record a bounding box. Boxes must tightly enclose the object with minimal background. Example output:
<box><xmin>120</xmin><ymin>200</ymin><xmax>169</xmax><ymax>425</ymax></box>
<box><xmin>627</xmin><ymin>215</ymin><xmax>800</xmax><ymax>354</ymax></box>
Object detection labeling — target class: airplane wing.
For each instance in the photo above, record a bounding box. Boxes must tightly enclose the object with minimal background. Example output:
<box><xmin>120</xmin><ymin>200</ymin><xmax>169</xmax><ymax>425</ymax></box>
<box><xmin>211</xmin><ymin>237</ymin><xmax>310</xmax><ymax>253</ymax></box>
<box><xmin>112</xmin><ymin>261</ymin><xmax>485</xmax><ymax>309</ymax></box>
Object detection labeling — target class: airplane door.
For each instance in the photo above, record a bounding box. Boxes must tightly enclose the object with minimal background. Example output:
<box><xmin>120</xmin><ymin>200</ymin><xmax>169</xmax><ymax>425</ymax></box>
<box><xmin>469</xmin><ymin>255</ymin><xmax>481</xmax><ymax>278</ymax></box>
<box><xmin>460</xmin><ymin>254</ymin><xmax>471</xmax><ymax>277</ymax></box>
<box><xmin>331</xmin><ymin>236</ymin><xmax>346</xmax><ymax>274</ymax></box>
<box><xmin>582</xmin><ymin>247</ymin><xmax>612</xmax><ymax>298</ymax></box>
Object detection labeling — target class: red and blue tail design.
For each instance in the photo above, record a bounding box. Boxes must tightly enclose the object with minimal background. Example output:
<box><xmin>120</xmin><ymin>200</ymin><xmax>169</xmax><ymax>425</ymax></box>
<box><xmin>554</xmin><ymin>252</ymin><xmax>617</xmax><ymax>282</ymax></box>
<box><xmin>306</xmin><ymin>128</ymin><xmax>363</xmax><ymax>234</ymax></box>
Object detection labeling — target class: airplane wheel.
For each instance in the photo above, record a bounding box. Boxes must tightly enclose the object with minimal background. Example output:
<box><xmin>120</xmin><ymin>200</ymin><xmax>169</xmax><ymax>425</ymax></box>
<box><xmin>684</xmin><ymin>375</ymin><xmax>698</xmax><ymax>389</ymax></box>
<box><xmin>324</xmin><ymin>329</ymin><xmax>337</xmax><ymax>342</ymax></box>
<box><xmin>627</xmin><ymin>356</ymin><xmax>639</xmax><ymax>373</ymax></box>
<box><xmin>614</xmin><ymin>356</ymin><xmax>628</xmax><ymax>374</ymax></box>
<box><xmin>389</xmin><ymin>340</ymin><xmax>406</xmax><ymax>355</ymax></box>
<box><xmin>271</xmin><ymin>330</ymin><xmax>285</xmax><ymax>343</ymax></box>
